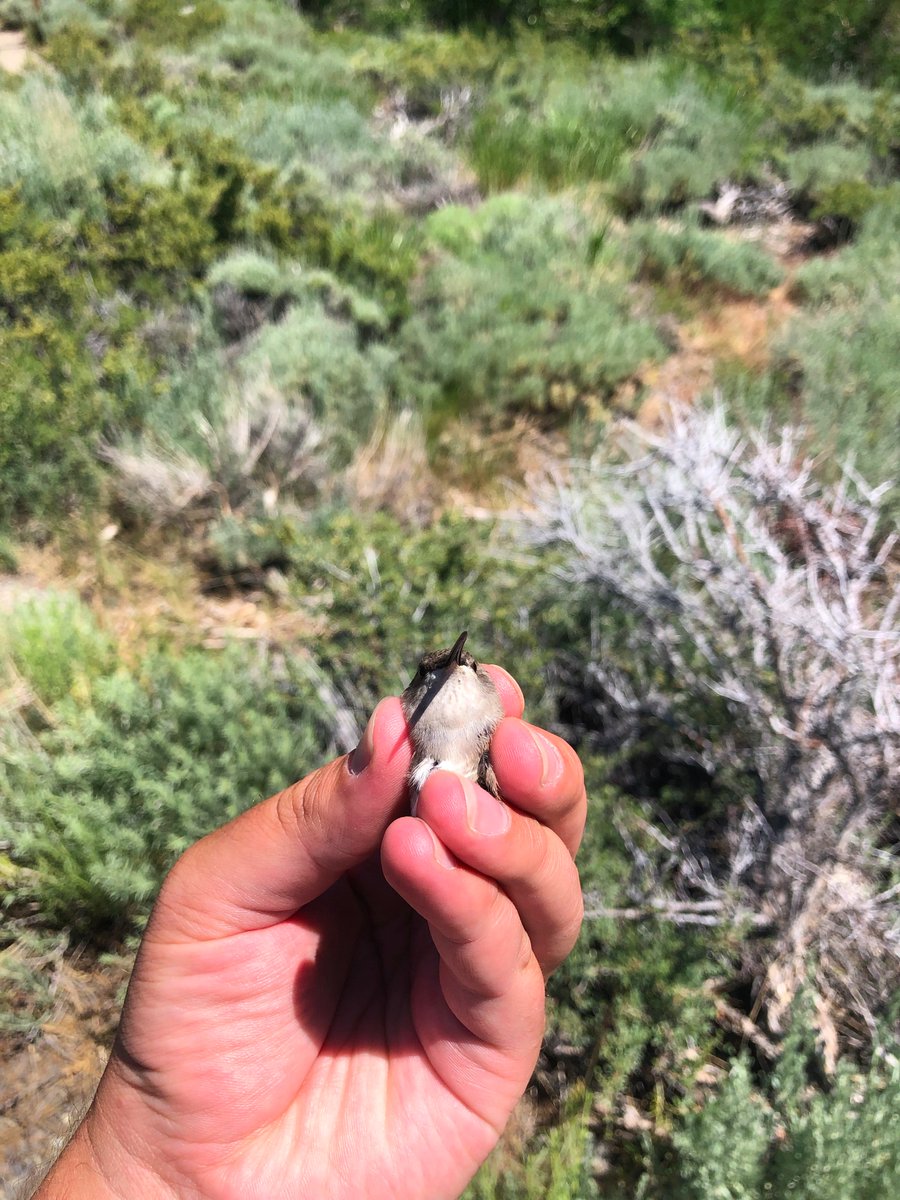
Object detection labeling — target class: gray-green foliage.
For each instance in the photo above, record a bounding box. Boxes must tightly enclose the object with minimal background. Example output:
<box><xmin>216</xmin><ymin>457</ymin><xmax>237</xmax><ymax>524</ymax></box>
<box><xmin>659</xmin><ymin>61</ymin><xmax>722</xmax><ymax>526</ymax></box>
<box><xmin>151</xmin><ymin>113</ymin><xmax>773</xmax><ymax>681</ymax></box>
<box><xmin>399</xmin><ymin>194</ymin><xmax>663</xmax><ymax>420</ymax></box>
<box><xmin>245</xmin><ymin>299</ymin><xmax>395</xmax><ymax>454</ymax></box>
<box><xmin>468</xmin><ymin>55</ymin><xmax>761</xmax><ymax>206</ymax></box>
<box><xmin>628</xmin><ymin>220</ymin><xmax>783</xmax><ymax>297</ymax></box>
<box><xmin>777</xmin><ymin>297</ymin><xmax>900</xmax><ymax>506</ymax></box>
<box><xmin>0</xmin><ymin>927</ymin><xmax>63</xmax><ymax>1038</ymax></box>
<box><xmin>613</xmin><ymin>65</ymin><xmax>759</xmax><ymax>214</ymax></box>
<box><xmin>208</xmin><ymin>249</ymin><xmax>292</xmax><ymax>299</ymax></box>
<box><xmin>209</xmin><ymin>250</ymin><xmax>389</xmax><ymax>335</ymax></box>
<box><xmin>637</xmin><ymin>1034</ymin><xmax>900</xmax><ymax>1199</ymax></box>
<box><xmin>774</xmin><ymin>191</ymin><xmax>900</xmax><ymax>510</ymax></box>
<box><xmin>791</xmin><ymin>189</ymin><xmax>900</xmax><ymax>305</ymax></box>
<box><xmin>192</xmin><ymin>0</ymin><xmax>365</xmax><ymax>102</ymax></box>
<box><xmin>177</xmin><ymin>2</ymin><xmax>458</xmax><ymax>200</ymax></box>
<box><xmin>785</xmin><ymin>140</ymin><xmax>875</xmax><ymax>196</ymax></box>
<box><xmin>275</xmin><ymin>507</ymin><xmax>562</xmax><ymax>715</ymax></box>
<box><xmin>465</xmin><ymin>43</ymin><xmax>897</xmax><ymax>210</ymax></box>
<box><xmin>0</xmin><ymin>76</ymin><xmax>167</xmax><ymax>219</ymax></box>
<box><xmin>220</xmin><ymin>94</ymin><xmax>453</xmax><ymax>198</ymax></box>
<box><xmin>0</xmin><ymin>599</ymin><xmax>335</xmax><ymax>929</ymax></box>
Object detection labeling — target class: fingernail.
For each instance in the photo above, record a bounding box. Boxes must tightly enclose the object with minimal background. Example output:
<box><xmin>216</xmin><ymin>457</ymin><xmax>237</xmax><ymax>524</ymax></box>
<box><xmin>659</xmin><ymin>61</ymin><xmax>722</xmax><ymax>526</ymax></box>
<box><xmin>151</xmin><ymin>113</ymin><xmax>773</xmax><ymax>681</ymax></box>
<box><xmin>427</xmin><ymin>826</ymin><xmax>458</xmax><ymax>870</ymax></box>
<box><xmin>349</xmin><ymin>699</ymin><xmax>384</xmax><ymax>775</ymax></box>
<box><xmin>462</xmin><ymin>777</ymin><xmax>510</xmax><ymax>837</ymax></box>
<box><xmin>527</xmin><ymin>726</ymin><xmax>564</xmax><ymax>788</ymax></box>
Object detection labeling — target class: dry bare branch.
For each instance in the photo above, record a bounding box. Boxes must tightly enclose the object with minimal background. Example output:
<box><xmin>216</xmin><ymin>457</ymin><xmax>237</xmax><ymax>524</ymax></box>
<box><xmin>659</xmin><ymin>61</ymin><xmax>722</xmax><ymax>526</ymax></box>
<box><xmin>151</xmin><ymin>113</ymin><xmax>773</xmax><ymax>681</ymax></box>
<box><xmin>528</xmin><ymin>400</ymin><xmax>900</xmax><ymax>1051</ymax></box>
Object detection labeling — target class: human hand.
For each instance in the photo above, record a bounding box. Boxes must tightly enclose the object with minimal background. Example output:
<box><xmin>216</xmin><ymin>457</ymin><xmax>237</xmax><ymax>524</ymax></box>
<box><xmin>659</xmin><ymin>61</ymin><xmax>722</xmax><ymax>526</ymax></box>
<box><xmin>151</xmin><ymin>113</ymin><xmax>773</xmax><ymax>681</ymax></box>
<box><xmin>35</xmin><ymin>668</ymin><xmax>586</xmax><ymax>1200</ymax></box>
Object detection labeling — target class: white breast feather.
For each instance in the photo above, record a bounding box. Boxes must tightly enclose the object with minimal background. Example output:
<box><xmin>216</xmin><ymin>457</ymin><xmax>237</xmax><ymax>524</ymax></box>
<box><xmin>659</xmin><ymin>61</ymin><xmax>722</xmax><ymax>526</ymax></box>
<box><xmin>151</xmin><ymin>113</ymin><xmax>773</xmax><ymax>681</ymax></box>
<box><xmin>406</xmin><ymin>664</ymin><xmax>503</xmax><ymax>815</ymax></box>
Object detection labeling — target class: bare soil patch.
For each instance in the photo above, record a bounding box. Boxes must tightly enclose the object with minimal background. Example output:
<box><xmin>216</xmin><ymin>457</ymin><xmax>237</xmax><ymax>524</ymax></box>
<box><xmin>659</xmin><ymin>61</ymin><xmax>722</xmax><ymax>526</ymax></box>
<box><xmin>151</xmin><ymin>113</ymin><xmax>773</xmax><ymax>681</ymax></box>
<box><xmin>0</xmin><ymin>949</ymin><xmax>131</xmax><ymax>1199</ymax></box>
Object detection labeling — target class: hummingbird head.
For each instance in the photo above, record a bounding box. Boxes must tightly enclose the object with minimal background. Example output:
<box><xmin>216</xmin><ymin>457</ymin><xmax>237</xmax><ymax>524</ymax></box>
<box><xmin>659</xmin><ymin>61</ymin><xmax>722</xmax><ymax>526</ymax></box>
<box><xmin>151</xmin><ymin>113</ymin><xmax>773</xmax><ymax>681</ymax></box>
<box><xmin>416</xmin><ymin>630</ymin><xmax>476</xmax><ymax>677</ymax></box>
<box><xmin>402</xmin><ymin>630</ymin><xmax>490</xmax><ymax>730</ymax></box>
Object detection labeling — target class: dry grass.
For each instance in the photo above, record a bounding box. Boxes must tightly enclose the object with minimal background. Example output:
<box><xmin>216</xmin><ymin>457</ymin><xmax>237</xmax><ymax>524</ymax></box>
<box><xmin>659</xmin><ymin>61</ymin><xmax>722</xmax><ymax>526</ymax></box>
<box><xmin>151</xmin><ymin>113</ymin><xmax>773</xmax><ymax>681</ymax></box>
<box><xmin>344</xmin><ymin>407</ymin><xmax>436</xmax><ymax>524</ymax></box>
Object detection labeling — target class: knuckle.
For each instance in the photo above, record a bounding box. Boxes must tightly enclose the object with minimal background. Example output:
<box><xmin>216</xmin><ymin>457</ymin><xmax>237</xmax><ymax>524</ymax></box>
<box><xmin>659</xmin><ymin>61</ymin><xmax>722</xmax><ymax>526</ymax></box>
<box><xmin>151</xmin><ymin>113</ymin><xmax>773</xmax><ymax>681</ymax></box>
<box><xmin>279</xmin><ymin>763</ymin><xmax>332</xmax><ymax>836</ymax></box>
<box><xmin>516</xmin><ymin>820</ymin><xmax>563</xmax><ymax>894</ymax></box>
<box><xmin>514</xmin><ymin>925</ymin><xmax>536</xmax><ymax>976</ymax></box>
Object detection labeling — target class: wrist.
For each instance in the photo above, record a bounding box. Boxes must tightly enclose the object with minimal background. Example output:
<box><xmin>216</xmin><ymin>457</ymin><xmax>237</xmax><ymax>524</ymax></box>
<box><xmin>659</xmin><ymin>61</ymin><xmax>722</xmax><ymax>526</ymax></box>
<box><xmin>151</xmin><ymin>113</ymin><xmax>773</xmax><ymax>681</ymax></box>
<box><xmin>33</xmin><ymin>1096</ymin><xmax>179</xmax><ymax>1200</ymax></box>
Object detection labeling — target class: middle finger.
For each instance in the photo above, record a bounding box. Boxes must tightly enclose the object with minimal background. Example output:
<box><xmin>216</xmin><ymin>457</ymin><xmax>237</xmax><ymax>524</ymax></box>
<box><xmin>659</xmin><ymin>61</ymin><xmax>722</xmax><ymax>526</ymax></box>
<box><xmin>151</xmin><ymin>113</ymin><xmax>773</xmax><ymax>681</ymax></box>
<box><xmin>414</xmin><ymin>771</ymin><xmax>584</xmax><ymax>976</ymax></box>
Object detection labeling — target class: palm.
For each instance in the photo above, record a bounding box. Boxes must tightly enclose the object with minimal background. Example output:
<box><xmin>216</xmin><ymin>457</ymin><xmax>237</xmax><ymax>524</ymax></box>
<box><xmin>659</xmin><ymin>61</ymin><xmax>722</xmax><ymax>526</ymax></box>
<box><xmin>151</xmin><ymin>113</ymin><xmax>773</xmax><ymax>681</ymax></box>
<box><xmin>117</xmin><ymin>854</ymin><xmax>527</xmax><ymax>1200</ymax></box>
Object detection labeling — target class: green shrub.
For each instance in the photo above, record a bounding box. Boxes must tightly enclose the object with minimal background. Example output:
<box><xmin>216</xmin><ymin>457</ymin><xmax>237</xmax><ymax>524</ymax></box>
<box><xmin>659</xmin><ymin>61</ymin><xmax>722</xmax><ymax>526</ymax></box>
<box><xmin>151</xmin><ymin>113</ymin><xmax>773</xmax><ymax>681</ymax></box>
<box><xmin>208</xmin><ymin>250</ymin><xmax>389</xmax><ymax>339</ymax></box>
<box><xmin>638</xmin><ymin>1031</ymin><xmax>900</xmax><ymax>1199</ymax></box>
<box><xmin>772</xmin><ymin>190</ymin><xmax>900</xmax><ymax>512</ymax></box>
<box><xmin>0</xmin><ymin>608</ymin><xmax>335</xmax><ymax>931</ymax></box>
<box><xmin>2</xmin><ymin>594</ymin><xmax>115</xmax><ymax>707</ymax></box>
<box><xmin>0</xmin><ymin>76</ymin><xmax>167</xmax><ymax>219</ymax></box>
<box><xmin>0</xmin><ymin>327</ymin><xmax>106</xmax><ymax>523</ymax></box>
<box><xmin>208</xmin><ymin>249</ymin><xmax>291</xmax><ymax>298</ymax></box>
<box><xmin>199</xmin><ymin>32</ymin><xmax>355</xmax><ymax>104</ymax></box>
<box><xmin>220</xmin><ymin>92</ymin><xmax>452</xmax><ymax>199</ymax></box>
<box><xmin>123</xmin><ymin>0</ymin><xmax>226</xmax><ymax>48</ymax></box>
<box><xmin>757</xmin><ymin>75</ymin><xmax>896</xmax><ymax>154</ymax></box>
<box><xmin>244</xmin><ymin>299</ymin><xmax>395</xmax><ymax>458</ymax></box>
<box><xmin>811</xmin><ymin>178</ymin><xmax>886</xmax><ymax>234</ymax></box>
<box><xmin>0</xmin><ymin>928</ymin><xmax>67</xmax><ymax>1040</ymax></box>
<box><xmin>792</xmin><ymin>190</ymin><xmax>900</xmax><ymax>305</ymax></box>
<box><xmin>466</xmin><ymin>55</ymin><xmax>753</xmax><ymax>202</ymax></box>
<box><xmin>463</xmin><ymin>43</ymin><xmax>894</xmax><ymax>205</ymax></box>
<box><xmin>0</xmin><ymin>188</ymin><xmax>107</xmax><ymax>520</ymax></box>
<box><xmin>352</xmin><ymin>28</ymin><xmax>501</xmax><ymax>117</ymax></box>
<box><xmin>615</xmin><ymin>92</ymin><xmax>760</xmax><ymax>215</ymax></box>
<box><xmin>205</xmin><ymin>510</ymin><xmax>303</xmax><ymax>578</ymax></box>
<box><xmin>399</xmin><ymin>195</ymin><xmax>663</xmax><ymax>423</ymax></box>
<box><xmin>0</xmin><ymin>534</ymin><xmax>18</xmax><ymax>572</ymax></box>
<box><xmin>465</xmin><ymin>1088</ymin><xmax>600</xmax><ymax>1200</ymax></box>
<box><xmin>549</xmin><ymin>766</ymin><xmax>733</xmax><ymax>1107</ymax></box>
<box><xmin>0</xmin><ymin>174</ymin><xmax>174</xmax><ymax>522</ymax></box>
<box><xmin>773</xmin><ymin>296</ymin><xmax>900</xmax><ymax>513</ymax></box>
<box><xmin>784</xmin><ymin>140</ymin><xmax>874</xmax><ymax>208</ymax></box>
<box><xmin>726</xmin><ymin>1</ymin><xmax>900</xmax><ymax>86</ymax></box>
<box><xmin>0</xmin><ymin>0</ymin><xmax>36</xmax><ymax>28</ymax></box>
<box><xmin>460</xmin><ymin>0</ymin><xmax>900</xmax><ymax>83</ymax></box>
<box><xmin>269</xmin><ymin>506</ymin><xmax>567</xmax><ymax>721</ymax></box>
<box><xmin>40</xmin><ymin>20</ymin><xmax>115</xmax><ymax>94</ymax></box>
<box><xmin>711</xmin><ymin>185</ymin><xmax>900</xmax><ymax>521</ymax></box>
<box><xmin>328</xmin><ymin>210</ymin><xmax>421</xmax><ymax>324</ymax></box>
<box><xmin>91</xmin><ymin>174</ymin><xmax>217</xmax><ymax>300</ymax></box>
<box><xmin>470</xmin><ymin>103</ymin><xmax>630</xmax><ymax>194</ymax></box>
<box><xmin>154</xmin><ymin>127</ymin><xmax>416</xmax><ymax>318</ymax></box>
<box><xmin>628</xmin><ymin>221</ymin><xmax>783</xmax><ymax>298</ymax></box>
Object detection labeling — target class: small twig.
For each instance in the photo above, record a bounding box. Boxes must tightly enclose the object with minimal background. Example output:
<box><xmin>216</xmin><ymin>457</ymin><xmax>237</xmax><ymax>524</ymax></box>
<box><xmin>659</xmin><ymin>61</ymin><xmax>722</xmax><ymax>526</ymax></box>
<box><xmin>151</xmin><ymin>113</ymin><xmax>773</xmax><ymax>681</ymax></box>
<box><xmin>713</xmin><ymin>997</ymin><xmax>783</xmax><ymax>1060</ymax></box>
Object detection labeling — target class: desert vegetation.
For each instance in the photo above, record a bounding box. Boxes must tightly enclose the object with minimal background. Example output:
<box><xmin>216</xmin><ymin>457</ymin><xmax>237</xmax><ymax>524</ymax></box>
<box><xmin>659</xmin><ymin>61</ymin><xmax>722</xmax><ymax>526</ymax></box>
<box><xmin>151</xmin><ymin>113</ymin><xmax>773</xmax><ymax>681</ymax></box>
<box><xmin>1</xmin><ymin>1</ymin><xmax>898</xmax><ymax>1196</ymax></box>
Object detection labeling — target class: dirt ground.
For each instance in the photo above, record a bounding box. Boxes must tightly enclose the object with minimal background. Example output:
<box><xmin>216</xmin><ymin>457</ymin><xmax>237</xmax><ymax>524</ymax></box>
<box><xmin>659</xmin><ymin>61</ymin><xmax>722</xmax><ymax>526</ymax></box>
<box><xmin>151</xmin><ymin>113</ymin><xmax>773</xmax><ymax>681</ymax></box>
<box><xmin>1</xmin><ymin>948</ymin><xmax>131</xmax><ymax>1199</ymax></box>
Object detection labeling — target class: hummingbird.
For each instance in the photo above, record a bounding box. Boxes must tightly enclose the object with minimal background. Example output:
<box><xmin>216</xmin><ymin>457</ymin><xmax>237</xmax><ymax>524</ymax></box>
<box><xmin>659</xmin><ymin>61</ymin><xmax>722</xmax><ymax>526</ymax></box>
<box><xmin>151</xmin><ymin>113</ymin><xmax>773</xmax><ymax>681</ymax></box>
<box><xmin>401</xmin><ymin>630</ymin><xmax>504</xmax><ymax>815</ymax></box>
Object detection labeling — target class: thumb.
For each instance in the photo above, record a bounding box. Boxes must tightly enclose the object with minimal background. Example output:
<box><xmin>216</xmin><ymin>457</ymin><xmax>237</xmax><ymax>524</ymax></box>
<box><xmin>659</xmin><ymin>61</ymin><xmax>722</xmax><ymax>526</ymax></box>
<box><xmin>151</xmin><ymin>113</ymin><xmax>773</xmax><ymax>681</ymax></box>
<box><xmin>148</xmin><ymin>698</ymin><xmax>412</xmax><ymax>941</ymax></box>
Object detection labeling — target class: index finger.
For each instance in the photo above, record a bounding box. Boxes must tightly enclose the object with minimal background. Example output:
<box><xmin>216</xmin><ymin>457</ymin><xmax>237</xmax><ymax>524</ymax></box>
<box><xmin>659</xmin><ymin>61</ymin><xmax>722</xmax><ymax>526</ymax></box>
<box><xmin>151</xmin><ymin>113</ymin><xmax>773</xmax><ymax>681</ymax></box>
<box><xmin>490</xmin><ymin>719</ymin><xmax>587</xmax><ymax>858</ymax></box>
<box><xmin>482</xmin><ymin>664</ymin><xmax>525</xmax><ymax>717</ymax></box>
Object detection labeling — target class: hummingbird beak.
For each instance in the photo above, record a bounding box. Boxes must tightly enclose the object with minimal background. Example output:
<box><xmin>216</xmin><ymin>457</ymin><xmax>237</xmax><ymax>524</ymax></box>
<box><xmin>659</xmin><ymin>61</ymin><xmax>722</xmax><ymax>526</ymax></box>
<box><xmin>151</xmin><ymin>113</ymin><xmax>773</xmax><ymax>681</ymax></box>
<box><xmin>448</xmin><ymin>630</ymin><xmax>468</xmax><ymax>666</ymax></box>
